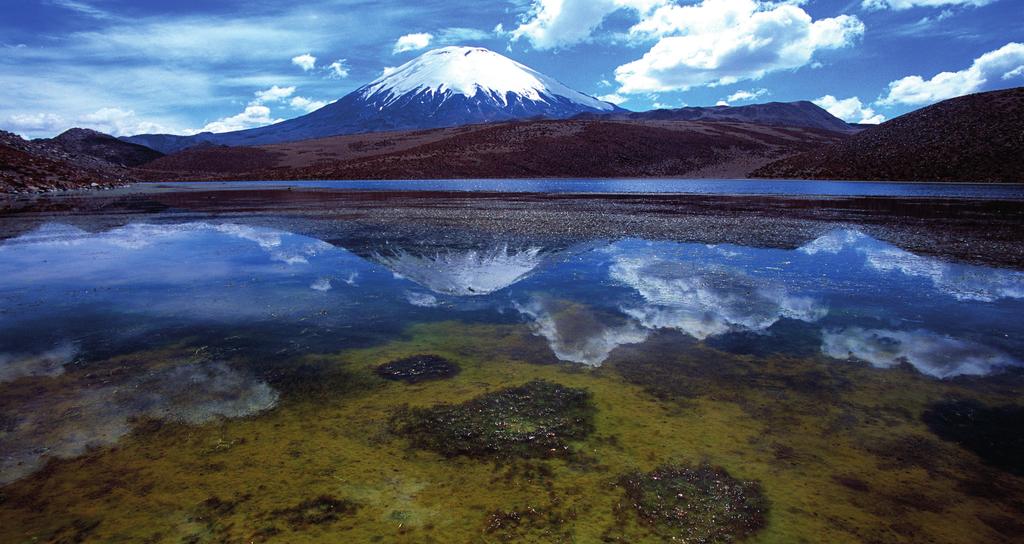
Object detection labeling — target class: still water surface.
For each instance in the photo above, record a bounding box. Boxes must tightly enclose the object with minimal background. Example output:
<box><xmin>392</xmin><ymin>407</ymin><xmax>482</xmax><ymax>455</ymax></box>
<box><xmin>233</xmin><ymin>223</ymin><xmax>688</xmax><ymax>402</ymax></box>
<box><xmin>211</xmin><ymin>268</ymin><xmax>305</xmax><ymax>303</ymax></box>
<box><xmin>150</xmin><ymin>178</ymin><xmax>1024</xmax><ymax>199</ymax></box>
<box><xmin>0</xmin><ymin>214</ymin><xmax>1023</xmax><ymax>542</ymax></box>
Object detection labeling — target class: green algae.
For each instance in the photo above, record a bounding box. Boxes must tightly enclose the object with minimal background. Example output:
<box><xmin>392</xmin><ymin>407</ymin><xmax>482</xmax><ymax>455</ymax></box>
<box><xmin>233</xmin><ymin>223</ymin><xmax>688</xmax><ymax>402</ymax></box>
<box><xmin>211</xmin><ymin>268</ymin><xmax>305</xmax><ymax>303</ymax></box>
<box><xmin>1</xmin><ymin>321</ymin><xmax>1023</xmax><ymax>543</ymax></box>
<box><xmin>389</xmin><ymin>380</ymin><xmax>595</xmax><ymax>459</ymax></box>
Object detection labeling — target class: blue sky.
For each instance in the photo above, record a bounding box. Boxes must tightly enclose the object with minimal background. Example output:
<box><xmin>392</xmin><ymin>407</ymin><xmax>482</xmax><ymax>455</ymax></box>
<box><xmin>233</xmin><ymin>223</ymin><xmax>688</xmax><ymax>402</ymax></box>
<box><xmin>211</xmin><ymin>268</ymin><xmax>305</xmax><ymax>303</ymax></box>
<box><xmin>1</xmin><ymin>0</ymin><xmax>1021</xmax><ymax>138</ymax></box>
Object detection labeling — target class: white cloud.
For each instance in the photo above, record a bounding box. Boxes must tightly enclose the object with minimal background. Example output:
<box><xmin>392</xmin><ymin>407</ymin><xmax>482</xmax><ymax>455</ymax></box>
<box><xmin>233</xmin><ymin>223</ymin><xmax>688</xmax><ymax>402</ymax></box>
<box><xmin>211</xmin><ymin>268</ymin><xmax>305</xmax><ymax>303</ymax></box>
<box><xmin>5</xmin><ymin>108</ymin><xmax>171</xmax><ymax>137</ymax></box>
<box><xmin>597</xmin><ymin>93</ymin><xmax>629</xmax><ymax>105</ymax></box>
<box><xmin>799</xmin><ymin>229</ymin><xmax>1024</xmax><ymax>302</ymax></box>
<box><xmin>380</xmin><ymin>66</ymin><xmax>399</xmax><ymax>78</ymax></box>
<box><xmin>394</xmin><ymin>32</ymin><xmax>434</xmax><ymax>53</ymax></box>
<box><xmin>511</xmin><ymin>0</ymin><xmax>667</xmax><ymax>50</ymax></box>
<box><xmin>715</xmin><ymin>100</ymin><xmax>730</xmax><ymax>106</ymax></box>
<box><xmin>609</xmin><ymin>249</ymin><xmax>826</xmax><ymax>340</ymax></box>
<box><xmin>615</xmin><ymin>0</ymin><xmax>865</xmax><ymax>93</ymax></box>
<box><xmin>327</xmin><ymin>59</ymin><xmax>350</xmax><ymax>79</ymax></box>
<box><xmin>822</xmin><ymin>327</ymin><xmax>1020</xmax><ymax>378</ymax></box>
<box><xmin>289</xmin><ymin>96</ymin><xmax>327</xmax><ymax>113</ymax></box>
<box><xmin>192</xmin><ymin>104</ymin><xmax>283</xmax><ymax>134</ymax></box>
<box><xmin>437</xmin><ymin>27</ymin><xmax>494</xmax><ymax>43</ymax></box>
<box><xmin>879</xmin><ymin>42</ymin><xmax>1024</xmax><ymax>106</ymax></box>
<box><xmin>1</xmin><ymin>360</ymin><xmax>278</xmax><ymax>484</ymax></box>
<box><xmin>253</xmin><ymin>85</ymin><xmax>296</xmax><ymax>103</ymax></box>
<box><xmin>291</xmin><ymin>53</ymin><xmax>317</xmax><ymax>71</ymax></box>
<box><xmin>514</xmin><ymin>296</ymin><xmax>649</xmax><ymax>366</ymax></box>
<box><xmin>0</xmin><ymin>343</ymin><xmax>78</xmax><ymax>383</ymax></box>
<box><xmin>725</xmin><ymin>88</ymin><xmax>769</xmax><ymax>103</ymax></box>
<box><xmin>862</xmin><ymin>0</ymin><xmax>995</xmax><ymax>10</ymax></box>
<box><xmin>813</xmin><ymin>95</ymin><xmax>885</xmax><ymax>123</ymax></box>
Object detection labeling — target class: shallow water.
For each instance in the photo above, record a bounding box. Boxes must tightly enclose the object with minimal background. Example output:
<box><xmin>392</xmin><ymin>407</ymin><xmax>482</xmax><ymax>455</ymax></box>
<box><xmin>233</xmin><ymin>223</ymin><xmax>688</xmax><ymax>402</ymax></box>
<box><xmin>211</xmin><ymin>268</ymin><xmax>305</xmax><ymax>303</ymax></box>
<box><xmin>147</xmin><ymin>179</ymin><xmax>1024</xmax><ymax>199</ymax></box>
<box><xmin>1</xmin><ymin>210</ymin><xmax>1023</xmax><ymax>542</ymax></box>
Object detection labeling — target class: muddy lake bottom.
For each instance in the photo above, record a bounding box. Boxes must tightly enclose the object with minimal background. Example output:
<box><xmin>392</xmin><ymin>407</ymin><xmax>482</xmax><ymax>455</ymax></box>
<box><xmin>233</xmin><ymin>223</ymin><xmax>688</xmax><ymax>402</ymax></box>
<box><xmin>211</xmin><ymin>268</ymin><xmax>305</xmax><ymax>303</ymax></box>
<box><xmin>1</xmin><ymin>183</ymin><xmax>1023</xmax><ymax>543</ymax></box>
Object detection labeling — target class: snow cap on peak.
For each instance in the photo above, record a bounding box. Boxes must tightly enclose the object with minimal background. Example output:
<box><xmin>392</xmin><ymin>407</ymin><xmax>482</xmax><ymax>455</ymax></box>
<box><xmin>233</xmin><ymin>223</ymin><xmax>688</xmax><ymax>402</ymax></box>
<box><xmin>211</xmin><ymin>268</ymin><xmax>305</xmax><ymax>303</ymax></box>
<box><xmin>362</xmin><ymin>46</ymin><xmax>614</xmax><ymax>111</ymax></box>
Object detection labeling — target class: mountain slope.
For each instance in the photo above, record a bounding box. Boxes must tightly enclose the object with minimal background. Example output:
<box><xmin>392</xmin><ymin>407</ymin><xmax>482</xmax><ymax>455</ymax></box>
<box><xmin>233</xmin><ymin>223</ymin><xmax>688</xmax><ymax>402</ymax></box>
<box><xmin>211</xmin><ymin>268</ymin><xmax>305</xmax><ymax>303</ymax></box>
<box><xmin>37</xmin><ymin>128</ymin><xmax>163</xmax><ymax>167</ymax></box>
<box><xmin>124</xmin><ymin>46</ymin><xmax>619</xmax><ymax>153</ymax></box>
<box><xmin>753</xmin><ymin>87</ymin><xmax>1024</xmax><ymax>182</ymax></box>
<box><xmin>582</xmin><ymin>101</ymin><xmax>857</xmax><ymax>133</ymax></box>
<box><xmin>136</xmin><ymin>118</ymin><xmax>846</xmax><ymax>181</ymax></box>
<box><xmin>1</xmin><ymin>130</ymin><xmax>136</xmax><ymax>192</ymax></box>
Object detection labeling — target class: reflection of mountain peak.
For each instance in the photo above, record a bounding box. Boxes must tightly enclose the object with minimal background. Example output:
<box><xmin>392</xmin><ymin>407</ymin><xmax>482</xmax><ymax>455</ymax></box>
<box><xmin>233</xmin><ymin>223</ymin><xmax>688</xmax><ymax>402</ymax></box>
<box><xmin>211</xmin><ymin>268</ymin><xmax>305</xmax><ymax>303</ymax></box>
<box><xmin>373</xmin><ymin>245</ymin><xmax>546</xmax><ymax>296</ymax></box>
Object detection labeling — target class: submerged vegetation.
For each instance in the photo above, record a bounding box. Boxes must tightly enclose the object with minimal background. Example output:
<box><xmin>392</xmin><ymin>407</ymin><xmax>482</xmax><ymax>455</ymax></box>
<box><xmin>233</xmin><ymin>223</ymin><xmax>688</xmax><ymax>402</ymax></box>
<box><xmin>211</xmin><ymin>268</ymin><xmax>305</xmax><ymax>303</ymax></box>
<box><xmin>618</xmin><ymin>464</ymin><xmax>769</xmax><ymax>543</ymax></box>
<box><xmin>922</xmin><ymin>399</ymin><xmax>1024</xmax><ymax>475</ymax></box>
<box><xmin>389</xmin><ymin>380</ymin><xmax>595</xmax><ymax>459</ymax></box>
<box><xmin>375</xmin><ymin>354</ymin><xmax>460</xmax><ymax>383</ymax></box>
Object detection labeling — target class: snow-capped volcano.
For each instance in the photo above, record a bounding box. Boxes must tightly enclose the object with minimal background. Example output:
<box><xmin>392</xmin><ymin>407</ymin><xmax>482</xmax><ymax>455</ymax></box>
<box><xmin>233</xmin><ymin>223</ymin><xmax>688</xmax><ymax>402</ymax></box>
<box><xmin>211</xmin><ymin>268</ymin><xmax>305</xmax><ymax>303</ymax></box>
<box><xmin>360</xmin><ymin>46</ymin><xmax>615</xmax><ymax>113</ymax></box>
<box><xmin>125</xmin><ymin>46</ymin><xmax>619</xmax><ymax>152</ymax></box>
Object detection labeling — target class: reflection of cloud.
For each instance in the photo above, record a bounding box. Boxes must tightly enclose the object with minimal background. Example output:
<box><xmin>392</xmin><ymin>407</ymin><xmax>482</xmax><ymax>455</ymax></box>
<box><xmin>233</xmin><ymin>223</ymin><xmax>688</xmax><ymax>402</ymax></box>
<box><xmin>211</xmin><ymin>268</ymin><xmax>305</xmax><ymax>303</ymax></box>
<box><xmin>514</xmin><ymin>297</ymin><xmax>648</xmax><ymax>366</ymax></box>
<box><xmin>0</xmin><ymin>222</ymin><xmax>333</xmax><ymax>267</ymax></box>
<box><xmin>821</xmin><ymin>327</ymin><xmax>1021</xmax><ymax>378</ymax></box>
<box><xmin>374</xmin><ymin>246</ymin><xmax>546</xmax><ymax>296</ymax></box>
<box><xmin>800</xmin><ymin>229</ymin><xmax>1024</xmax><ymax>302</ymax></box>
<box><xmin>0</xmin><ymin>361</ymin><xmax>278</xmax><ymax>484</ymax></box>
<box><xmin>310</xmin><ymin>277</ymin><xmax>332</xmax><ymax>291</ymax></box>
<box><xmin>405</xmin><ymin>291</ymin><xmax>440</xmax><ymax>307</ymax></box>
<box><xmin>610</xmin><ymin>253</ymin><xmax>826</xmax><ymax>340</ymax></box>
<box><xmin>0</xmin><ymin>343</ymin><xmax>78</xmax><ymax>383</ymax></box>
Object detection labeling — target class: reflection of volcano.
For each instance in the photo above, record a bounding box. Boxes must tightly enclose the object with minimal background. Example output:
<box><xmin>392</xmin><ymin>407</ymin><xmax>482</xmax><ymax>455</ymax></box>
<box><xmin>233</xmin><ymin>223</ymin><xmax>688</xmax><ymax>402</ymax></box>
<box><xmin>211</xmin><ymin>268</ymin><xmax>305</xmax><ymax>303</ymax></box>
<box><xmin>374</xmin><ymin>246</ymin><xmax>546</xmax><ymax>296</ymax></box>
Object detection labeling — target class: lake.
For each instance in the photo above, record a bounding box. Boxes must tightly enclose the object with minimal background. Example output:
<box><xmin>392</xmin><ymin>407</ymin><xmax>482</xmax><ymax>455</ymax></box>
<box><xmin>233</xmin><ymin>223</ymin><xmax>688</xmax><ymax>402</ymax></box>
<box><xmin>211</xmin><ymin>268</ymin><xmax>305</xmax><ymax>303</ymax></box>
<box><xmin>1</xmin><ymin>183</ymin><xmax>1022</xmax><ymax>543</ymax></box>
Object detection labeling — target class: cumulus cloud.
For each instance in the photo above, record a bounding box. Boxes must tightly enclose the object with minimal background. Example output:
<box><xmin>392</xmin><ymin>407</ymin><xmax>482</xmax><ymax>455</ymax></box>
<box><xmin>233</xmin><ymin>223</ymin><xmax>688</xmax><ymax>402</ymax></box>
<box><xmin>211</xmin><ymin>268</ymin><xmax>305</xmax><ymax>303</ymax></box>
<box><xmin>289</xmin><ymin>96</ymin><xmax>327</xmax><ymax>113</ymax></box>
<box><xmin>326</xmin><ymin>59</ymin><xmax>350</xmax><ymax>78</ymax></box>
<box><xmin>597</xmin><ymin>93</ymin><xmax>629</xmax><ymax>105</ymax></box>
<box><xmin>615</xmin><ymin>0</ymin><xmax>865</xmax><ymax>93</ymax></box>
<box><xmin>799</xmin><ymin>229</ymin><xmax>1024</xmax><ymax>302</ymax></box>
<box><xmin>609</xmin><ymin>250</ymin><xmax>827</xmax><ymax>340</ymax></box>
<box><xmin>291</xmin><ymin>53</ymin><xmax>317</xmax><ymax>71</ymax></box>
<box><xmin>723</xmin><ymin>88</ymin><xmax>769</xmax><ymax>103</ymax></box>
<box><xmin>879</xmin><ymin>42</ymin><xmax>1024</xmax><ymax>106</ymax></box>
<box><xmin>822</xmin><ymin>327</ymin><xmax>1020</xmax><ymax>378</ymax></box>
<box><xmin>813</xmin><ymin>95</ymin><xmax>885</xmax><ymax>124</ymax></box>
<box><xmin>310</xmin><ymin>277</ymin><xmax>332</xmax><ymax>291</ymax></box>
<box><xmin>394</xmin><ymin>32</ymin><xmax>434</xmax><ymax>53</ymax></box>
<box><xmin>253</xmin><ymin>85</ymin><xmax>296</xmax><ymax>103</ymax></box>
<box><xmin>512</xmin><ymin>0</ymin><xmax>666</xmax><ymax>50</ymax></box>
<box><xmin>405</xmin><ymin>291</ymin><xmax>441</xmax><ymax>307</ymax></box>
<box><xmin>193</xmin><ymin>104</ymin><xmax>282</xmax><ymax>134</ymax></box>
<box><xmin>0</xmin><ymin>343</ymin><xmax>78</xmax><ymax>383</ymax></box>
<box><xmin>514</xmin><ymin>296</ymin><xmax>649</xmax><ymax>366</ymax></box>
<box><xmin>862</xmin><ymin>0</ymin><xmax>995</xmax><ymax>10</ymax></box>
<box><xmin>5</xmin><ymin>108</ymin><xmax>171</xmax><ymax>137</ymax></box>
<box><xmin>0</xmin><ymin>360</ymin><xmax>278</xmax><ymax>484</ymax></box>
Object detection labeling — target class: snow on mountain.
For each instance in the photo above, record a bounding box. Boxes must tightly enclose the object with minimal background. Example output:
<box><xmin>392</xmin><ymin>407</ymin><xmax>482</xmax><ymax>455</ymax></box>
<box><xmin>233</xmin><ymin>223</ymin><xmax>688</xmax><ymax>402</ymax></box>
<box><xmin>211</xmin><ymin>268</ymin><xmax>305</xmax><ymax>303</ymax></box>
<box><xmin>360</xmin><ymin>46</ymin><xmax>614</xmax><ymax>112</ymax></box>
<box><xmin>125</xmin><ymin>46</ymin><xmax>618</xmax><ymax>152</ymax></box>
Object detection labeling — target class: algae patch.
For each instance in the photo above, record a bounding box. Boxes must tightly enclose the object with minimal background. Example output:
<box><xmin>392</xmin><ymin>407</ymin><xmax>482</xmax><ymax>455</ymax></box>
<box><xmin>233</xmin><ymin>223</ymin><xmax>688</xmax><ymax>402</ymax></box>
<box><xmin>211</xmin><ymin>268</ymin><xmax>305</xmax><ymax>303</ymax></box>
<box><xmin>390</xmin><ymin>380</ymin><xmax>594</xmax><ymax>459</ymax></box>
<box><xmin>618</xmin><ymin>464</ymin><xmax>768</xmax><ymax>543</ymax></box>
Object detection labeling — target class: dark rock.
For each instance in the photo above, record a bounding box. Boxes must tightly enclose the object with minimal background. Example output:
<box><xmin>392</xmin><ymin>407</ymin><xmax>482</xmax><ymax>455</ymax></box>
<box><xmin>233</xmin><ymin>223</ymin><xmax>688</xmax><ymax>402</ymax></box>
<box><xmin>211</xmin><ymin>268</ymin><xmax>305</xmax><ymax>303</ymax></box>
<box><xmin>375</xmin><ymin>354</ymin><xmax>460</xmax><ymax>383</ymax></box>
<box><xmin>618</xmin><ymin>464</ymin><xmax>769</xmax><ymax>543</ymax></box>
<box><xmin>390</xmin><ymin>380</ymin><xmax>594</xmax><ymax>459</ymax></box>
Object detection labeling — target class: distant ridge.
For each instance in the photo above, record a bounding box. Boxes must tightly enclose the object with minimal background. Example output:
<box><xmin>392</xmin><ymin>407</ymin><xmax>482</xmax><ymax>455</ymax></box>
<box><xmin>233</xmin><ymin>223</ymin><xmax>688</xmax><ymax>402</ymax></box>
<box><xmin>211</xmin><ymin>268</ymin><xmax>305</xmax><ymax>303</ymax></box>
<box><xmin>579</xmin><ymin>101</ymin><xmax>858</xmax><ymax>134</ymax></box>
<box><xmin>753</xmin><ymin>87</ymin><xmax>1024</xmax><ymax>183</ymax></box>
